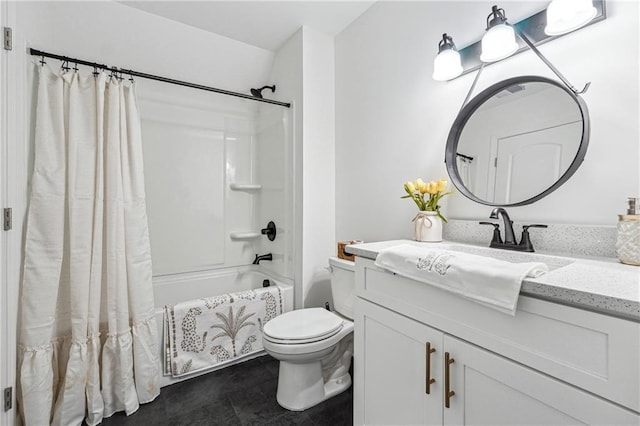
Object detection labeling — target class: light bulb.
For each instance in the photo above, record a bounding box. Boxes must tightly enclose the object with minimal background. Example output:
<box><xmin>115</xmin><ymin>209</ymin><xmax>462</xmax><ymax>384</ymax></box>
<box><xmin>545</xmin><ymin>0</ymin><xmax>597</xmax><ymax>35</ymax></box>
<box><xmin>480</xmin><ymin>24</ymin><xmax>518</xmax><ymax>63</ymax></box>
<box><xmin>433</xmin><ymin>49</ymin><xmax>463</xmax><ymax>81</ymax></box>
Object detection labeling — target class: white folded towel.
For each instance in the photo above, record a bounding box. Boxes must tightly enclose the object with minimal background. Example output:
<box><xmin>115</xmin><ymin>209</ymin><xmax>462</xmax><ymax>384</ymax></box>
<box><xmin>374</xmin><ymin>244</ymin><xmax>549</xmax><ymax>315</ymax></box>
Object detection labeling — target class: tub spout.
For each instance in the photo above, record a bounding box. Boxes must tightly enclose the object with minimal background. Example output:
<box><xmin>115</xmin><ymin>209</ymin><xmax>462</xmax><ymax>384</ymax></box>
<box><xmin>253</xmin><ymin>253</ymin><xmax>273</xmax><ymax>265</ymax></box>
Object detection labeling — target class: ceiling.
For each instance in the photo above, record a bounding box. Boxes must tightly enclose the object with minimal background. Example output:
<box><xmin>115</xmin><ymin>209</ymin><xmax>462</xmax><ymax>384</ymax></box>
<box><xmin>121</xmin><ymin>1</ymin><xmax>376</xmax><ymax>51</ymax></box>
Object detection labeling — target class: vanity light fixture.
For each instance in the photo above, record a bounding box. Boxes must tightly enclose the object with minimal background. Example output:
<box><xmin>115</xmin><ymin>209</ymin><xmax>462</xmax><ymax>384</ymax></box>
<box><xmin>433</xmin><ymin>1</ymin><xmax>605</xmax><ymax>81</ymax></box>
<box><xmin>545</xmin><ymin>0</ymin><xmax>597</xmax><ymax>35</ymax></box>
<box><xmin>480</xmin><ymin>6</ymin><xmax>519</xmax><ymax>63</ymax></box>
<box><xmin>433</xmin><ymin>33</ymin><xmax>463</xmax><ymax>81</ymax></box>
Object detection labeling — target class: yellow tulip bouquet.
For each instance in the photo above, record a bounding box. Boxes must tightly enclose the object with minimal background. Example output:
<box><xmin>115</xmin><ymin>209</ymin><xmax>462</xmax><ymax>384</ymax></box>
<box><xmin>402</xmin><ymin>178</ymin><xmax>452</xmax><ymax>222</ymax></box>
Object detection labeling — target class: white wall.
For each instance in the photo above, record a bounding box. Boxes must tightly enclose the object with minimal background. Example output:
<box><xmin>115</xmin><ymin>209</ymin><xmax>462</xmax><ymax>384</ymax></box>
<box><xmin>268</xmin><ymin>27</ymin><xmax>336</xmax><ymax>309</ymax></box>
<box><xmin>336</xmin><ymin>0</ymin><xmax>639</xmax><ymax>243</ymax></box>
<box><xmin>18</xmin><ymin>1</ymin><xmax>274</xmax><ymax>93</ymax></box>
<box><xmin>301</xmin><ymin>27</ymin><xmax>336</xmax><ymax>309</ymax></box>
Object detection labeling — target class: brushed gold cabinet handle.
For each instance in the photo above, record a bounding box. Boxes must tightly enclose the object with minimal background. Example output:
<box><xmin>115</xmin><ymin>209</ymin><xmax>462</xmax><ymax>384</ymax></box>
<box><xmin>445</xmin><ymin>352</ymin><xmax>455</xmax><ymax>408</ymax></box>
<box><xmin>425</xmin><ymin>342</ymin><xmax>436</xmax><ymax>394</ymax></box>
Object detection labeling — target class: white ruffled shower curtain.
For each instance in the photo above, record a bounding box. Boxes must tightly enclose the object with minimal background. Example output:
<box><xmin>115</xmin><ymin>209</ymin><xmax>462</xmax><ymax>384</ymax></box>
<box><xmin>18</xmin><ymin>65</ymin><xmax>160</xmax><ymax>426</ymax></box>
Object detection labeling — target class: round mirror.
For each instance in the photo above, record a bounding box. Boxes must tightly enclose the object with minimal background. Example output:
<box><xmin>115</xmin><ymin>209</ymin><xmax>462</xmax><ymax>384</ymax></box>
<box><xmin>445</xmin><ymin>76</ymin><xmax>590</xmax><ymax>207</ymax></box>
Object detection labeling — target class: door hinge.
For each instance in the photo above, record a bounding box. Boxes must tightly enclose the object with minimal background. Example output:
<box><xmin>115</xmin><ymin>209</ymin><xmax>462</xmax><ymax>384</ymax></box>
<box><xmin>3</xmin><ymin>27</ymin><xmax>12</xmax><ymax>51</ymax></box>
<box><xmin>3</xmin><ymin>387</ymin><xmax>11</xmax><ymax>411</ymax></box>
<box><xmin>3</xmin><ymin>208</ymin><xmax>12</xmax><ymax>231</ymax></box>
<box><xmin>493</xmin><ymin>157</ymin><xmax>498</xmax><ymax>167</ymax></box>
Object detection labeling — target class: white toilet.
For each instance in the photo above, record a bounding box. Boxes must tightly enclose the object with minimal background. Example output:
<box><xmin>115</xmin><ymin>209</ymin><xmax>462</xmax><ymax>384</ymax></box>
<box><xmin>262</xmin><ymin>256</ymin><xmax>355</xmax><ymax>411</ymax></box>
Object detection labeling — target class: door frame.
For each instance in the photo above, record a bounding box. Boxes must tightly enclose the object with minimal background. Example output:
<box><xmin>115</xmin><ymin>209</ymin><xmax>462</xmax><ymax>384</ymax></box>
<box><xmin>1</xmin><ymin>2</ymin><xmax>25</xmax><ymax>424</ymax></box>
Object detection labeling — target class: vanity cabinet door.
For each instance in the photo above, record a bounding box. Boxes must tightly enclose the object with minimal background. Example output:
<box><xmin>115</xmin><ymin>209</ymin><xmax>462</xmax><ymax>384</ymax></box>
<box><xmin>355</xmin><ymin>299</ymin><xmax>444</xmax><ymax>426</ymax></box>
<box><xmin>443</xmin><ymin>335</ymin><xmax>639</xmax><ymax>426</ymax></box>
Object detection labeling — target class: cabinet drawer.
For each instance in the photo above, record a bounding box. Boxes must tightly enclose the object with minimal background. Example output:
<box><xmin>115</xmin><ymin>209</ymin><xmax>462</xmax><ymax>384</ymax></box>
<box><xmin>356</xmin><ymin>258</ymin><xmax>640</xmax><ymax>412</ymax></box>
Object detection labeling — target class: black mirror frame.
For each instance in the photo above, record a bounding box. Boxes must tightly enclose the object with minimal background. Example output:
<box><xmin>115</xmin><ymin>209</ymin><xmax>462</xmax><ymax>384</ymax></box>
<box><xmin>445</xmin><ymin>75</ymin><xmax>590</xmax><ymax>207</ymax></box>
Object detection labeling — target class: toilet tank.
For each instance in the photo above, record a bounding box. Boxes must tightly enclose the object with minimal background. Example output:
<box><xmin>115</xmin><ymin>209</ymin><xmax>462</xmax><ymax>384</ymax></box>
<box><xmin>329</xmin><ymin>256</ymin><xmax>356</xmax><ymax>320</ymax></box>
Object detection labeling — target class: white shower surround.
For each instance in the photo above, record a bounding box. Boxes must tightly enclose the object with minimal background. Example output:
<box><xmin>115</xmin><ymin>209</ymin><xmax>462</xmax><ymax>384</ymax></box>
<box><xmin>136</xmin><ymin>79</ymin><xmax>295</xmax><ymax>386</ymax></box>
<box><xmin>153</xmin><ymin>266</ymin><xmax>293</xmax><ymax>387</ymax></box>
<box><xmin>137</xmin><ymin>81</ymin><xmax>294</xmax><ymax>280</ymax></box>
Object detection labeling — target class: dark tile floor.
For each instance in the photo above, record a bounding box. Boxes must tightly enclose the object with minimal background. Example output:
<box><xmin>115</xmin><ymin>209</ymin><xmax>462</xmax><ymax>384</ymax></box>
<box><xmin>101</xmin><ymin>355</ymin><xmax>353</xmax><ymax>426</ymax></box>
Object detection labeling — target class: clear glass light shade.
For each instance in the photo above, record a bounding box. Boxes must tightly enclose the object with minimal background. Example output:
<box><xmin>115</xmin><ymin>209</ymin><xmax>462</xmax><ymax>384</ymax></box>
<box><xmin>545</xmin><ymin>0</ymin><xmax>597</xmax><ymax>35</ymax></box>
<box><xmin>480</xmin><ymin>24</ymin><xmax>519</xmax><ymax>63</ymax></box>
<box><xmin>433</xmin><ymin>49</ymin><xmax>463</xmax><ymax>81</ymax></box>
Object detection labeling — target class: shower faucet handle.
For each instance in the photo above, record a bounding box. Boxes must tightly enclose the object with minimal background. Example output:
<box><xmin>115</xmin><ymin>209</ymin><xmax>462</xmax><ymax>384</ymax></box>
<box><xmin>261</xmin><ymin>221</ymin><xmax>277</xmax><ymax>241</ymax></box>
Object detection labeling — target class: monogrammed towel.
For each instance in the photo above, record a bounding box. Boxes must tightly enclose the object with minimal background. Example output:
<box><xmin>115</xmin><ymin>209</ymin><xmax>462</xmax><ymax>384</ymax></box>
<box><xmin>374</xmin><ymin>244</ymin><xmax>548</xmax><ymax>315</ymax></box>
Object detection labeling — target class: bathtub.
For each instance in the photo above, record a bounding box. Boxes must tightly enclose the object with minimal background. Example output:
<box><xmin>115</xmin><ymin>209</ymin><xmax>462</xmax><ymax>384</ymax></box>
<box><xmin>153</xmin><ymin>266</ymin><xmax>294</xmax><ymax>387</ymax></box>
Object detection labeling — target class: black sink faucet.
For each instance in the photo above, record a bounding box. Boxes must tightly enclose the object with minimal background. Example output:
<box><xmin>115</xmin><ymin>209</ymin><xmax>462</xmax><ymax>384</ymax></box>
<box><xmin>489</xmin><ymin>208</ymin><xmax>516</xmax><ymax>245</ymax></box>
<box><xmin>480</xmin><ymin>208</ymin><xmax>548</xmax><ymax>252</ymax></box>
<box><xmin>253</xmin><ymin>253</ymin><xmax>273</xmax><ymax>265</ymax></box>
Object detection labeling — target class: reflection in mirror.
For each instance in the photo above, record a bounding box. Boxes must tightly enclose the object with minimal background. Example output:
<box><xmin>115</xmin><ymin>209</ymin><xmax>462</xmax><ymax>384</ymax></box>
<box><xmin>446</xmin><ymin>76</ymin><xmax>589</xmax><ymax>207</ymax></box>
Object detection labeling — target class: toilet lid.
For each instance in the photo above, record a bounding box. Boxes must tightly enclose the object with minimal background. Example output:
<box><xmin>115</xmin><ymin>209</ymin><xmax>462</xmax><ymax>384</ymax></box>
<box><xmin>263</xmin><ymin>308</ymin><xmax>344</xmax><ymax>343</ymax></box>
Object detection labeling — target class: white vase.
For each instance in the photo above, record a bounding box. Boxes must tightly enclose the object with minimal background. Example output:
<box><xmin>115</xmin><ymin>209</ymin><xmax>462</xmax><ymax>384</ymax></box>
<box><xmin>412</xmin><ymin>211</ymin><xmax>443</xmax><ymax>242</ymax></box>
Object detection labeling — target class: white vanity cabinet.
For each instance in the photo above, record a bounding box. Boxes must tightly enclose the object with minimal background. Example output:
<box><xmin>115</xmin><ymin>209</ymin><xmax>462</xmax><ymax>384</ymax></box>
<box><xmin>356</xmin><ymin>300</ymin><xmax>444</xmax><ymax>425</ymax></box>
<box><xmin>443</xmin><ymin>334</ymin><xmax>637</xmax><ymax>425</ymax></box>
<box><xmin>354</xmin><ymin>257</ymin><xmax>640</xmax><ymax>425</ymax></box>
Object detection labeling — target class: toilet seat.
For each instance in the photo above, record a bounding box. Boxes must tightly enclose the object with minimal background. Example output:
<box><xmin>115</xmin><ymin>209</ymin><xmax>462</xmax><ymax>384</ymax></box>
<box><xmin>263</xmin><ymin>318</ymin><xmax>354</xmax><ymax>357</ymax></box>
<box><xmin>263</xmin><ymin>308</ymin><xmax>344</xmax><ymax>344</ymax></box>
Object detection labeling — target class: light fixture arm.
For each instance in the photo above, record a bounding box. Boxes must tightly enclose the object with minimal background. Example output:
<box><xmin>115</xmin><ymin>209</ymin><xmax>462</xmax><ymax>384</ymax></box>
<box><xmin>460</xmin><ymin>62</ymin><xmax>486</xmax><ymax>111</ymax></box>
<box><xmin>511</xmin><ymin>24</ymin><xmax>591</xmax><ymax>94</ymax></box>
<box><xmin>460</xmin><ymin>22</ymin><xmax>590</xmax><ymax>111</ymax></box>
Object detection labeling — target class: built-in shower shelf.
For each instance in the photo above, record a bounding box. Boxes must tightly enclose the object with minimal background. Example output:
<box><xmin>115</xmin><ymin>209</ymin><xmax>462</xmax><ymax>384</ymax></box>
<box><xmin>230</xmin><ymin>232</ymin><xmax>261</xmax><ymax>240</ymax></box>
<box><xmin>229</xmin><ymin>183</ymin><xmax>262</xmax><ymax>191</ymax></box>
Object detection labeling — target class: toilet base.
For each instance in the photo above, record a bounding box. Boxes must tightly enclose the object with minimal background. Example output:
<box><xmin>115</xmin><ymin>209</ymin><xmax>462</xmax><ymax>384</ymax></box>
<box><xmin>275</xmin><ymin>334</ymin><xmax>354</xmax><ymax>411</ymax></box>
<box><xmin>276</xmin><ymin>360</ymin><xmax>352</xmax><ymax>411</ymax></box>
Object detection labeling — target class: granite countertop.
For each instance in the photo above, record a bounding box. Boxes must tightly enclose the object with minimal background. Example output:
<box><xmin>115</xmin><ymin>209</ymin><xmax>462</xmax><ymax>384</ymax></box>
<box><xmin>346</xmin><ymin>239</ymin><xmax>640</xmax><ymax>322</ymax></box>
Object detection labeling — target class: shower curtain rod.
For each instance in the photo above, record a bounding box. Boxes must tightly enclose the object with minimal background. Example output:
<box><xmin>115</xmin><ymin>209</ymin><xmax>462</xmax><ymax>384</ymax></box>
<box><xmin>455</xmin><ymin>152</ymin><xmax>474</xmax><ymax>161</ymax></box>
<box><xmin>29</xmin><ymin>48</ymin><xmax>291</xmax><ymax>108</ymax></box>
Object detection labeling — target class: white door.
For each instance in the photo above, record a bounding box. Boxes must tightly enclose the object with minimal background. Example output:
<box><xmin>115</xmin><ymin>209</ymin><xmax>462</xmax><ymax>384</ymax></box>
<box><xmin>355</xmin><ymin>300</ymin><xmax>444</xmax><ymax>426</ymax></box>
<box><xmin>443</xmin><ymin>335</ymin><xmax>639</xmax><ymax>425</ymax></box>
<box><xmin>492</xmin><ymin>121</ymin><xmax>581</xmax><ymax>204</ymax></box>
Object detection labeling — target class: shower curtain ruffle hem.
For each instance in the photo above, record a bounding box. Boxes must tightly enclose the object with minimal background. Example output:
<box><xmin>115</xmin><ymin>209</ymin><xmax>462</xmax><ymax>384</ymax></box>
<box><xmin>18</xmin><ymin>316</ymin><xmax>159</xmax><ymax>426</ymax></box>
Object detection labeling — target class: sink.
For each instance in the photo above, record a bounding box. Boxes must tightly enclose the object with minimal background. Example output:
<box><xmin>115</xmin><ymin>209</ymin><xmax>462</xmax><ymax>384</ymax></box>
<box><xmin>442</xmin><ymin>243</ymin><xmax>574</xmax><ymax>272</ymax></box>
